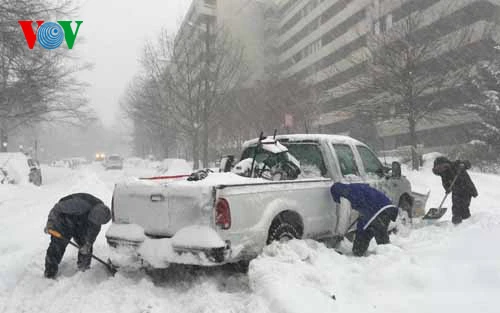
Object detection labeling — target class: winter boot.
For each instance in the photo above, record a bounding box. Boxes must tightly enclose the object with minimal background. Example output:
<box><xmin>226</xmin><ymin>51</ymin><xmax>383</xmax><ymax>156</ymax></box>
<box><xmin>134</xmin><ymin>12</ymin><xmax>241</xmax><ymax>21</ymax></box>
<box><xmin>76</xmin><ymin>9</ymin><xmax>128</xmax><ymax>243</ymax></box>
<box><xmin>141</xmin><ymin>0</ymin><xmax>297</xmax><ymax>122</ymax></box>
<box><xmin>452</xmin><ymin>215</ymin><xmax>462</xmax><ymax>225</ymax></box>
<box><xmin>44</xmin><ymin>268</ymin><xmax>57</xmax><ymax>279</ymax></box>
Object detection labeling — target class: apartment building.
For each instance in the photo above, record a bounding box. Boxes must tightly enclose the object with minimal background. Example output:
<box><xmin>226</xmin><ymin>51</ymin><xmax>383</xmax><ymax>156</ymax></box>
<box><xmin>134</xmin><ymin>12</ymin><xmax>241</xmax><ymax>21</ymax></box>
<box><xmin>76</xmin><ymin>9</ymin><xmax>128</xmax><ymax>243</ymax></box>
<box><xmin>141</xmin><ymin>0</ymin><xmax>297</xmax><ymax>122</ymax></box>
<box><xmin>175</xmin><ymin>0</ymin><xmax>269</xmax><ymax>82</ymax></box>
<box><xmin>272</xmin><ymin>0</ymin><xmax>500</xmax><ymax>148</ymax></box>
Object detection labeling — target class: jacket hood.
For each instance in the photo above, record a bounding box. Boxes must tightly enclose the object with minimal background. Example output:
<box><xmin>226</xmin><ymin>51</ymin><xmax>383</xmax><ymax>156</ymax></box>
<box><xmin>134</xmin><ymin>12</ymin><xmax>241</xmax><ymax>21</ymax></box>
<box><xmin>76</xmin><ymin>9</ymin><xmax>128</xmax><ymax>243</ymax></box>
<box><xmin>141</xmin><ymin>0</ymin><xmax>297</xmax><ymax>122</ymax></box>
<box><xmin>88</xmin><ymin>203</ymin><xmax>111</xmax><ymax>225</ymax></box>
<box><xmin>331</xmin><ymin>182</ymin><xmax>350</xmax><ymax>203</ymax></box>
<box><xmin>434</xmin><ymin>156</ymin><xmax>451</xmax><ymax>166</ymax></box>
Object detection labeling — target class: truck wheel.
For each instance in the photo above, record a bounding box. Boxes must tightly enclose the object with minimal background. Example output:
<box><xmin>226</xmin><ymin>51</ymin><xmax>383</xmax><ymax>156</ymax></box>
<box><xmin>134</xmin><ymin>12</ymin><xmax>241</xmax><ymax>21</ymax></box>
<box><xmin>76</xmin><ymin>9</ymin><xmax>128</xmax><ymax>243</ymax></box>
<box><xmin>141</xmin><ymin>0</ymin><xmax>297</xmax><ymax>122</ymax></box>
<box><xmin>232</xmin><ymin>260</ymin><xmax>250</xmax><ymax>273</ymax></box>
<box><xmin>267</xmin><ymin>221</ymin><xmax>300</xmax><ymax>244</ymax></box>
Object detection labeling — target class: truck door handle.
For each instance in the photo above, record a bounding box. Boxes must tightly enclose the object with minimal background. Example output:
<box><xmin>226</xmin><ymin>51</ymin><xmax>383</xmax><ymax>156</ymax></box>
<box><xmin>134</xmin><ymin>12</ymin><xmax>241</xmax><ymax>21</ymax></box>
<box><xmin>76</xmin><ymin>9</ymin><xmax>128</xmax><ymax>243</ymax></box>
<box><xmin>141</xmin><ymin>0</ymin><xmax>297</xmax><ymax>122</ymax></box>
<box><xmin>150</xmin><ymin>194</ymin><xmax>165</xmax><ymax>202</ymax></box>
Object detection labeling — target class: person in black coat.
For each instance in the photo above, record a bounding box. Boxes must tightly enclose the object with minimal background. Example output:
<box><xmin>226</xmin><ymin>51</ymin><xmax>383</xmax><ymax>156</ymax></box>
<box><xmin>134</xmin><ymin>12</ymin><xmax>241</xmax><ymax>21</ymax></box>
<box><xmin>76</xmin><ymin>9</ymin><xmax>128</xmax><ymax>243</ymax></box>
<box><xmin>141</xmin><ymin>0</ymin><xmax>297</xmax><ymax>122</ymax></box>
<box><xmin>44</xmin><ymin>193</ymin><xmax>111</xmax><ymax>278</ymax></box>
<box><xmin>432</xmin><ymin>157</ymin><xmax>478</xmax><ymax>224</ymax></box>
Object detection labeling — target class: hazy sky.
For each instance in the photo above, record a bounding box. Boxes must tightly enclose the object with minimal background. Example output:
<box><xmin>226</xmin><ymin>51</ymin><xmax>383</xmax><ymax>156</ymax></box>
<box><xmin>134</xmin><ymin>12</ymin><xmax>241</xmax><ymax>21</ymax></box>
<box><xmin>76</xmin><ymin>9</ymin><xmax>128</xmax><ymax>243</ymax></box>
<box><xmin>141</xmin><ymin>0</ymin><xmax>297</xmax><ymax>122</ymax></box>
<box><xmin>77</xmin><ymin>0</ymin><xmax>191</xmax><ymax>126</ymax></box>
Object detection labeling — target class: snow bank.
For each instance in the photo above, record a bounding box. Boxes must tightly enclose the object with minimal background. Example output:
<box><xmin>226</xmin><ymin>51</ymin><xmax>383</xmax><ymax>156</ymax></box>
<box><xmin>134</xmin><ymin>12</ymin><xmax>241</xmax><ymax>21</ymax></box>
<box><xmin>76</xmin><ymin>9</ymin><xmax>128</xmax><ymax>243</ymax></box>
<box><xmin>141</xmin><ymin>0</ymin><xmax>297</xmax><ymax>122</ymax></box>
<box><xmin>422</xmin><ymin>152</ymin><xmax>444</xmax><ymax>167</ymax></box>
<box><xmin>0</xmin><ymin>153</ymin><xmax>31</xmax><ymax>185</ymax></box>
<box><xmin>249</xmin><ymin>240</ymin><xmax>338</xmax><ymax>313</ymax></box>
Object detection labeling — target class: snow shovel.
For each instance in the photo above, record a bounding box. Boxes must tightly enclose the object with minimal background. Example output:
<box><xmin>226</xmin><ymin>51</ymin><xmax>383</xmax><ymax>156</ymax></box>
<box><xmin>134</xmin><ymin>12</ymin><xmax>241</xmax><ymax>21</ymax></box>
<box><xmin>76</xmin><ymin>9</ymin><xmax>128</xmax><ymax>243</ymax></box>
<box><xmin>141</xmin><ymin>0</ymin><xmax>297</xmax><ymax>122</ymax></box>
<box><xmin>422</xmin><ymin>169</ymin><xmax>462</xmax><ymax>220</ymax></box>
<box><xmin>48</xmin><ymin>229</ymin><xmax>117</xmax><ymax>275</ymax></box>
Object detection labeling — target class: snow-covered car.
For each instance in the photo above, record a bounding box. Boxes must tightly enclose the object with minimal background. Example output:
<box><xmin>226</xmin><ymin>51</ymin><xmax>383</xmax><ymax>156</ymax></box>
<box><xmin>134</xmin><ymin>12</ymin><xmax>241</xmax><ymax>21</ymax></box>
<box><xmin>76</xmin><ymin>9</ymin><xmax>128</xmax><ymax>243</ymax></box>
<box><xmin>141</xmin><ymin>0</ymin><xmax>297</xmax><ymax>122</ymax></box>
<box><xmin>0</xmin><ymin>167</ymin><xmax>14</xmax><ymax>184</ymax></box>
<box><xmin>156</xmin><ymin>158</ymin><xmax>192</xmax><ymax>176</ymax></box>
<box><xmin>106</xmin><ymin>134</ymin><xmax>427</xmax><ymax>268</ymax></box>
<box><xmin>103</xmin><ymin>154</ymin><xmax>123</xmax><ymax>170</ymax></box>
<box><xmin>0</xmin><ymin>153</ymin><xmax>42</xmax><ymax>186</ymax></box>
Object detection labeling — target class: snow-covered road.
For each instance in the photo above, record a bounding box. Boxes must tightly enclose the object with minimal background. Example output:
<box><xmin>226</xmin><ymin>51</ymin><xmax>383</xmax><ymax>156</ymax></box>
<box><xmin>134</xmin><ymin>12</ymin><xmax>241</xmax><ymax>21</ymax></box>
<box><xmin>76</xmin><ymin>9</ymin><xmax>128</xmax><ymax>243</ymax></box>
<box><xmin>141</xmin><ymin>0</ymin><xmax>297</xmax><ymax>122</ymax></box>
<box><xmin>1</xmin><ymin>163</ymin><xmax>499</xmax><ymax>313</ymax></box>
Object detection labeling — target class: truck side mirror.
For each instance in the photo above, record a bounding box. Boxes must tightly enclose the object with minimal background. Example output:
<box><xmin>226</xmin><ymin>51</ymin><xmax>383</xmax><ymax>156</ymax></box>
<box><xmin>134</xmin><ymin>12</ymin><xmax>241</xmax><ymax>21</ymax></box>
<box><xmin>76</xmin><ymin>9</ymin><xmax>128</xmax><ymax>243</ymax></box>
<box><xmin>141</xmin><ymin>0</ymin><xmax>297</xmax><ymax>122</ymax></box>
<box><xmin>219</xmin><ymin>155</ymin><xmax>234</xmax><ymax>173</ymax></box>
<box><xmin>392</xmin><ymin>161</ymin><xmax>401</xmax><ymax>178</ymax></box>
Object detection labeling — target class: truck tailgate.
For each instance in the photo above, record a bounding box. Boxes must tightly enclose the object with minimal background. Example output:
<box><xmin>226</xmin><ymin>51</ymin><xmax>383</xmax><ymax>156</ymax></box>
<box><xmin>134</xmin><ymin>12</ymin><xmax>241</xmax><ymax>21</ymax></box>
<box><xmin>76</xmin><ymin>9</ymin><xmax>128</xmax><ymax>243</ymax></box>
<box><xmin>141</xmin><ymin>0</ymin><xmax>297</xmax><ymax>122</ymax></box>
<box><xmin>113</xmin><ymin>179</ymin><xmax>214</xmax><ymax>236</ymax></box>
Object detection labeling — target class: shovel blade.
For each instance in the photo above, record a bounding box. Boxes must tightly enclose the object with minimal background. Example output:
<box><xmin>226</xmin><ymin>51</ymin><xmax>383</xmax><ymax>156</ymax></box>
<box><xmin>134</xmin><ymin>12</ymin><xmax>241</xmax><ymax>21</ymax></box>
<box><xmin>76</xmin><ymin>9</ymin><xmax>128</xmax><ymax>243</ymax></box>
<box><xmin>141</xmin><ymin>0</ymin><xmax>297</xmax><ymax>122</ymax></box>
<box><xmin>422</xmin><ymin>207</ymin><xmax>447</xmax><ymax>220</ymax></box>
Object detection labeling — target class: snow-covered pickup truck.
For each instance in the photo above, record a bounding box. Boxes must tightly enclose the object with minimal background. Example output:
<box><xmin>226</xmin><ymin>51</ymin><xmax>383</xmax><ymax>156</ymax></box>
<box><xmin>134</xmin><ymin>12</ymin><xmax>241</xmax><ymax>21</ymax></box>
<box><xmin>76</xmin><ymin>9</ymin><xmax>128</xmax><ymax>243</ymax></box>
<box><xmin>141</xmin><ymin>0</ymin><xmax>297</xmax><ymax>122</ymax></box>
<box><xmin>106</xmin><ymin>134</ymin><xmax>427</xmax><ymax>268</ymax></box>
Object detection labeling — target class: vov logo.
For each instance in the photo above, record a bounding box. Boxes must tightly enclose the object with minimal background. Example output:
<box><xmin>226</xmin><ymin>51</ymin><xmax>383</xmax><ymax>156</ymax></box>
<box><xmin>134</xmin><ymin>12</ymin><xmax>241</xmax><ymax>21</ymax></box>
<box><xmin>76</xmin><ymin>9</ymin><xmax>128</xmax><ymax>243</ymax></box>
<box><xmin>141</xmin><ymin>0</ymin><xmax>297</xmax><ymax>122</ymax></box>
<box><xmin>18</xmin><ymin>20</ymin><xmax>83</xmax><ymax>50</ymax></box>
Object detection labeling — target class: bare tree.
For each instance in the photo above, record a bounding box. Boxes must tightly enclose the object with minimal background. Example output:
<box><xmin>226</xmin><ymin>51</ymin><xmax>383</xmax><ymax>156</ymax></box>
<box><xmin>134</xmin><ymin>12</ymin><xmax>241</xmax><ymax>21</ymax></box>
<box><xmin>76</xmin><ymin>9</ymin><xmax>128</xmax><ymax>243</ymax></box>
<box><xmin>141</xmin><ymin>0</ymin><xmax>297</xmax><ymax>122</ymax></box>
<box><xmin>121</xmin><ymin>74</ymin><xmax>178</xmax><ymax>158</ymax></box>
<box><xmin>465</xmin><ymin>52</ymin><xmax>500</xmax><ymax>150</ymax></box>
<box><xmin>349</xmin><ymin>6</ymin><xmax>475</xmax><ymax>169</ymax></box>
<box><xmin>0</xmin><ymin>0</ymin><xmax>93</xmax><ymax>152</ymax></box>
<box><xmin>162</xmin><ymin>25</ymin><xmax>247</xmax><ymax>169</ymax></box>
<box><xmin>231</xmin><ymin>73</ymin><xmax>320</xmax><ymax>142</ymax></box>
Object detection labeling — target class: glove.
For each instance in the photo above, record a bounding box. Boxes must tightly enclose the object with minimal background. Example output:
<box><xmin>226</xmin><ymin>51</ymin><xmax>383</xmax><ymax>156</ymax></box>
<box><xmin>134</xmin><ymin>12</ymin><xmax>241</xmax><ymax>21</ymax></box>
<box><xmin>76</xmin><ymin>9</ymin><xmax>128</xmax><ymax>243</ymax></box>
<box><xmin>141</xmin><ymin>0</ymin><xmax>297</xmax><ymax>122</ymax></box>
<box><xmin>79</xmin><ymin>243</ymin><xmax>92</xmax><ymax>255</ymax></box>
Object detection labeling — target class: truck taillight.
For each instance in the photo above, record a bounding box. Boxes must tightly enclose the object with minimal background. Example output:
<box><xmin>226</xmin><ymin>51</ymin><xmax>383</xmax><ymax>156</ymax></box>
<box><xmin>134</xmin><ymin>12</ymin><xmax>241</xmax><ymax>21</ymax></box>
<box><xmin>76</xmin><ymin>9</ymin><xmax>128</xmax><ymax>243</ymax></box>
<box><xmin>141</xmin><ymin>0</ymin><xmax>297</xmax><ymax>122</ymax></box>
<box><xmin>215</xmin><ymin>198</ymin><xmax>231</xmax><ymax>230</ymax></box>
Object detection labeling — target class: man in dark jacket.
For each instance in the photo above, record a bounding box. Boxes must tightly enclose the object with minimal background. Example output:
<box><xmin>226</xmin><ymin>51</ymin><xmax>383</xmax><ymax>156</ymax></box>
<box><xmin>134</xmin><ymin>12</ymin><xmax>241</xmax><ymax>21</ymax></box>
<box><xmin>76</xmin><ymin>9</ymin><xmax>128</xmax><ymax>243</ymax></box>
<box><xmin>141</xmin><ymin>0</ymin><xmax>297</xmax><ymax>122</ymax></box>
<box><xmin>44</xmin><ymin>193</ymin><xmax>111</xmax><ymax>278</ymax></box>
<box><xmin>331</xmin><ymin>182</ymin><xmax>398</xmax><ymax>256</ymax></box>
<box><xmin>432</xmin><ymin>157</ymin><xmax>478</xmax><ymax>224</ymax></box>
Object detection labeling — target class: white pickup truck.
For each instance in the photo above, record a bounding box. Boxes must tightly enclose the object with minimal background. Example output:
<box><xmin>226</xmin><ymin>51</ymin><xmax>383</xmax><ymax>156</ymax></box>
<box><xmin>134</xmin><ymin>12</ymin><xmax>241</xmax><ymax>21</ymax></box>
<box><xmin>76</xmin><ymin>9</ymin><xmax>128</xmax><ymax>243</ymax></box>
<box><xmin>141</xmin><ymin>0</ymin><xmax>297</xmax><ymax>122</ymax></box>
<box><xmin>106</xmin><ymin>134</ymin><xmax>427</xmax><ymax>268</ymax></box>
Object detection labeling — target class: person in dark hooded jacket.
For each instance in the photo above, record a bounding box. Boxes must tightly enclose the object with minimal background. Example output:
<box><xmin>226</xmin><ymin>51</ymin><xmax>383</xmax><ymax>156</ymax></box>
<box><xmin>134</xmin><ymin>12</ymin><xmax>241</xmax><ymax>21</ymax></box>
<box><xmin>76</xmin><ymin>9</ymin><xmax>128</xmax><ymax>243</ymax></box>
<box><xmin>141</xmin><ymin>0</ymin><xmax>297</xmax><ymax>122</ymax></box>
<box><xmin>432</xmin><ymin>157</ymin><xmax>478</xmax><ymax>224</ymax></box>
<box><xmin>44</xmin><ymin>193</ymin><xmax>111</xmax><ymax>278</ymax></box>
<box><xmin>331</xmin><ymin>182</ymin><xmax>398</xmax><ymax>256</ymax></box>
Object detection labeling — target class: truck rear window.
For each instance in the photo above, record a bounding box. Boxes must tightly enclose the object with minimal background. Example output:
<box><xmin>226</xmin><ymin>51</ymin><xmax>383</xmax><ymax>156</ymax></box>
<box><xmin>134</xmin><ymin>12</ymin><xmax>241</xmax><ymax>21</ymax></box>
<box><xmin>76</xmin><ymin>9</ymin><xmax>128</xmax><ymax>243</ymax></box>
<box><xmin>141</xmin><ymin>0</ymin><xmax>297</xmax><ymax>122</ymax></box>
<box><xmin>241</xmin><ymin>142</ymin><xmax>327</xmax><ymax>178</ymax></box>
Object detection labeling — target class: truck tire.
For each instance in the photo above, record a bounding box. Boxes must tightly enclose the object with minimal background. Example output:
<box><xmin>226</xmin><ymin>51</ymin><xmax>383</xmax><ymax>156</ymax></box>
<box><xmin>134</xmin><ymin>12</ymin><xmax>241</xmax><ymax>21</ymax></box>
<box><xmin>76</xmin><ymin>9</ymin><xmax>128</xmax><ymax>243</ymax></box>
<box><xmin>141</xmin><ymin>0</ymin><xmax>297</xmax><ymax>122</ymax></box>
<box><xmin>232</xmin><ymin>260</ymin><xmax>250</xmax><ymax>273</ymax></box>
<box><xmin>267</xmin><ymin>221</ymin><xmax>300</xmax><ymax>244</ymax></box>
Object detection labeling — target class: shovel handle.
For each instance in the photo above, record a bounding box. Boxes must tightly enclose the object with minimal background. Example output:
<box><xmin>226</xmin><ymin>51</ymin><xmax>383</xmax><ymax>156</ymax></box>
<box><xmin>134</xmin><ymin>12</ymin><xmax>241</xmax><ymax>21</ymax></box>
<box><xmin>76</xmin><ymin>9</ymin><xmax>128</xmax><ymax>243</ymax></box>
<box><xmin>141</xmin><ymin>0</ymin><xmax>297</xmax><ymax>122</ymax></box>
<box><xmin>436</xmin><ymin>167</ymin><xmax>462</xmax><ymax>209</ymax></box>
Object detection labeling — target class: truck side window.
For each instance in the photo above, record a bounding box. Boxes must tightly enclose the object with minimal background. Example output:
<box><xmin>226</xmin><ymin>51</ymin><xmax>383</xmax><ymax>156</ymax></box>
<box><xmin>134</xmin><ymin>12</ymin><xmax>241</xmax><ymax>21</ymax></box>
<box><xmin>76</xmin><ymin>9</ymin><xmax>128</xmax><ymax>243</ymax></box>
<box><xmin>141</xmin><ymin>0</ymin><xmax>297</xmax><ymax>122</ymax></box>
<box><xmin>357</xmin><ymin>146</ymin><xmax>383</xmax><ymax>175</ymax></box>
<box><xmin>333</xmin><ymin>144</ymin><xmax>360</xmax><ymax>177</ymax></box>
<box><xmin>285</xmin><ymin>143</ymin><xmax>327</xmax><ymax>177</ymax></box>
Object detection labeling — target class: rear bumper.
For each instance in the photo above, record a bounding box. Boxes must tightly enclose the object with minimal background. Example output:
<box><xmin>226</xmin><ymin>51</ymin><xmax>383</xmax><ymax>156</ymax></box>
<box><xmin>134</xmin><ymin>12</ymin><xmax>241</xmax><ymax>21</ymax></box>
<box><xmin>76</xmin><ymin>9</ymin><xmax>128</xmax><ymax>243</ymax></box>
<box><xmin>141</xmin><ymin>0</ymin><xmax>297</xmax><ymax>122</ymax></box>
<box><xmin>106</xmin><ymin>224</ymin><xmax>232</xmax><ymax>268</ymax></box>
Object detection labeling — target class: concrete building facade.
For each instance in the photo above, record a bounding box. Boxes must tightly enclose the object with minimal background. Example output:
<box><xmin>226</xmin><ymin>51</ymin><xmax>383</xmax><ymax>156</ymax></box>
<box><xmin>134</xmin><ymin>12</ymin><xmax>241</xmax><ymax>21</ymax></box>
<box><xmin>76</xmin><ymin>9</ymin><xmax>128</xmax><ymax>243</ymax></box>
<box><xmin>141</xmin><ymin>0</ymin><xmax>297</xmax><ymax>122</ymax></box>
<box><xmin>175</xmin><ymin>0</ymin><xmax>270</xmax><ymax>83</ymax></box>
<box><xmin>270</xmin><ymin>0</ymin><xmax>500</xmax><ymax>148</ymax></box>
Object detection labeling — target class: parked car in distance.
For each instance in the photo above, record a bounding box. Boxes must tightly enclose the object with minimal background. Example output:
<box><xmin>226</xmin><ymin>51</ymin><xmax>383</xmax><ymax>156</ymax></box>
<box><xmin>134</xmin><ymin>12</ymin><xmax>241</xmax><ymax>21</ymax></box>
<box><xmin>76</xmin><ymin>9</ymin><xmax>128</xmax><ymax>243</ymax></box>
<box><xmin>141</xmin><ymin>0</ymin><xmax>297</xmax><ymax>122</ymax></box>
<box><xmin>103</xmin><ymin>154</ymin><xmax>123</xmax><ymax>170</ymax></box>
<box><xmin>0</xmin><ymin>152</ymin><xmax>42</xmax><ymax>186</ymax></box>
<box><xmin>95</xmin><ymin>152</ymin><xmax>106</xmax><ymax>162</ymax></box>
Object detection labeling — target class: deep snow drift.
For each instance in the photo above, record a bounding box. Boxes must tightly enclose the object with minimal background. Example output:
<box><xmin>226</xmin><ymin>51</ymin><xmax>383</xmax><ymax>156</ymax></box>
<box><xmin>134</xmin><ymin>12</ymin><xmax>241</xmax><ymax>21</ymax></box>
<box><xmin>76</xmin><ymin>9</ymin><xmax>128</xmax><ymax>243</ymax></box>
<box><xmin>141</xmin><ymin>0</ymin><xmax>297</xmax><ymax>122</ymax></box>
<box><xmin>0</xmin><ymin>161</ymin><xmax>499</xmax><ymax>313</ymax></box>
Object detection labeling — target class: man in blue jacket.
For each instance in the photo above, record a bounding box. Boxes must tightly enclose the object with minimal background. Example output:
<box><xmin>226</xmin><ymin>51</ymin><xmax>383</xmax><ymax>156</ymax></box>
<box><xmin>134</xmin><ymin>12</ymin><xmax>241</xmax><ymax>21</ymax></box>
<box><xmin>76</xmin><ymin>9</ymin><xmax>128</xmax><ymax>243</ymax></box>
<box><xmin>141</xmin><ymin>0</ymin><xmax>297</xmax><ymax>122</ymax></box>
<box><xmin>331</xmin><ymin>182</ymin><xmax>398</xmax><ymax>256</ymax></box>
